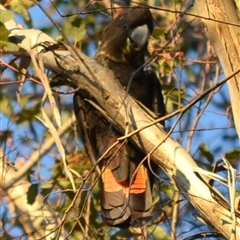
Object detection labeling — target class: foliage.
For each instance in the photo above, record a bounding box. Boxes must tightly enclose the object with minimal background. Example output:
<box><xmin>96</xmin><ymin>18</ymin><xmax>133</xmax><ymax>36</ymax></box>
<box><xmin>0</xmin><ymin>0</ymin><xmax>239</xmax><ymax>239</ymax></box>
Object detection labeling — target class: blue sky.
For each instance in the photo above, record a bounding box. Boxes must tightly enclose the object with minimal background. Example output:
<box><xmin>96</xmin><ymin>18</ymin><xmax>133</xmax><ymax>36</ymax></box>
<box><xmin>1</xmin><ymin>1</ymin><xmax>239</xmax><ymax>238</ymax></box>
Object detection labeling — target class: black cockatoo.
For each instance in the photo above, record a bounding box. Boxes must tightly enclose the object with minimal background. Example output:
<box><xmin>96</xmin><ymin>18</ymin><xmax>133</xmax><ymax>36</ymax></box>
<box><xmin>74</xmin><ymin>6</ymin><xmax>165</xmax><ymax>228</ymax></box>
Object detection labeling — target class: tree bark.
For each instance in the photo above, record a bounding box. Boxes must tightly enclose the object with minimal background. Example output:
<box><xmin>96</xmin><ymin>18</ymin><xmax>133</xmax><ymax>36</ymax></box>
<box><xmin>195</xmin><ymin>0</ymin><xmax>240</xmax><ymax>138</ymax></box>
<box><xmin>1</xmin><ymin>4</ymin><xmax>240</xmax><ymax>238</ymax></box>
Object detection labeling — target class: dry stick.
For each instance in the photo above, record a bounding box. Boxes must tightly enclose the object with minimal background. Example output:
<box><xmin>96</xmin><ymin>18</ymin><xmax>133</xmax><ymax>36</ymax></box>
<box><xmin>187</xmin><ymin>65</ymin><xmax>220</xmax><ymax>153</ymax></box>
<box><xmin>0</xmin><ymin>58</ymin><xmax>43</xmax><ymax>86</ymax></box>
<box><xmin>33</xmin><ymin>0</ymin><xmax>107</xmax><ymax>96</ymax></box>
<box><xmin>74</xmin><ymin>68</ymin><xmax>240</xmax><ymax>218</ymax></box>
<box><xmin>126</xmin><ymin>111</ymin><xmax>183</xmax><ymax>214</ymax></box>
<box><xmin>25</xmin><ymin>4</ymin><xmax>240</xmax><ymax>236</ymax></box>
<box><xmin>52</xmin><ymin>139</ymin><xmax>127</xmax><ymax>238</ymax></box>
<box><xmin>168</xmin><ymin>5</ymin><xmax>190</xmax><ymax>237</ymax></box>
<box><xmin>29</xmin><ymin>6</ymin><xmax>142</xmax><ymax>229</ymax></box>
<box><xmin>126</xmin><ymin>70</ymin><xmax>234</xmax><ymax>186</ymax></box>
<box><xmin>3</xmin><ymin>117</ymin><xmax>74</xmax><ymax>191</ymax></box>
<box><xmin>55</xmin><ymin>145</ymin><xmax>117</xmax><ymax>237</ymax></box>
<box><xmin>84</xmin><ymin>174</ymin><xmax>93</xmax><ymax>238</ymax></box>
<box><xmin>110</xmin><ymin>68</ymin><xmax>240</xmax><ymax>225</ymax></box>
<box><xmin>134</xmin><ymin>1</ymin><xmax>240</xmax><ymax>28</ymax></box>
<box><xmin>43</xmin><ymin>1</ymin><xmax>240</xmax><ymax>28</ymax></box>
<box><xmin>25</xmin><ymin>3</ymin><xmax>112</xmax><ymax>236</ymax></box>
<box><xmin>118</xmin><ymin>66</ymin><xmax>240</xmax><ymax>142</ymax></box>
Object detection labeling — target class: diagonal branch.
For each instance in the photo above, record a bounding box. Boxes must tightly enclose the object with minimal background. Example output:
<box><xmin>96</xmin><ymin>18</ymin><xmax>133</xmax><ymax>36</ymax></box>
<box><xmin>1</xmin><ymin>5</ymin><xmax>239</xmax><ymax>238</ymax></box>
<box><xmin>195</xmin><ymin>0</ymin><xmax>240</xmax><ymax>137</ymax></box>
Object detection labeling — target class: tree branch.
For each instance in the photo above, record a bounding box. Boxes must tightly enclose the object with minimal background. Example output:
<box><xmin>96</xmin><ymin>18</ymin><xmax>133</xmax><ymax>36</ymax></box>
<box><xmin>195</xmin><ymin>0</ymin><xmax>240</xmax><ymax>137</ymax></box>
<box><xmin>2</xmin><ymin>5</ymin><xmax>239</xmax><ymax>238</ymax></box>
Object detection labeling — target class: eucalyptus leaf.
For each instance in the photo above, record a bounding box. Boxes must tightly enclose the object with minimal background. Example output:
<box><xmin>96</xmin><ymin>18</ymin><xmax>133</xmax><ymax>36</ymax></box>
<box><xmin>63</xmin><ymin>16</ymin><xmax>86</xmax><ymax>43</ymax></box>
<box><xmin>0</xmin><ymin>22</ymin><xmax>8</xmax><ymax>42</ymax></box>
<box><xmin>27</xmin><ymin>184</ymin><xmax>39</xmax><ymax>205</ymax></box>
<box><xmin>199</xmin><ymin>143</ymin><xmax>214</xmax><ymax>163</ymax></box>
<box><xmin>0</xmin><ymin>40</ymin><xmax>19</xmax><ymax>51</ymax></box>
<box><xmin>0</xmin><ymin>10</ymin><xmax>15</xmax><ymax>23</ymax></box>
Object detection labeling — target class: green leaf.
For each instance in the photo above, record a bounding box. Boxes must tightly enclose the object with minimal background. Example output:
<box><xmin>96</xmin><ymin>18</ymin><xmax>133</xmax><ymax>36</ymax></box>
<box><xmin>58</xmin><ymin>179</ymin><xmax>73</xmax><ymax>189</ymax></box>
<box><xmin>56</xmin><ymin>35</ymin><xmax>64</xmax><ymax>43</ymax></box>
<box><xmin>10</xmin><ymin>0</ymin><xmax>33</xmax><ymax>21</ymax></box>
<box><xmin>27</xmin><ymin>183</ymin><xmax>39</xmax><ymax>204</ymax></box>
<box><xmin>236</xmin><ymin>189</ymin><xmax>240</xmax><ymax>197</ymax></box>
<box><xmin>224</xmin><ymin>149</ymin><xmax>240</xmax><ymax>161</ymax></box>
<box><xmin>0</xmin><ymin>93</ymin><xmax>13</xmax><ymax>117</ymax></box>
<box><xmin>199</xmin><ymin>143</ymin><xmax>214</xmax><ymax>163</ymax></box>
<box><xmin>0</xmin><ymin>10</ymin><xmax>15</xmax><ymax>23</ymax></box>
<box><xmin>41</xmin><ymin>181</ymin><xmax>54</xmax><ymax>189</ymax></box>
<box><xmin>149</xmin><ymin>225</ymin><xmax>169</xmax><ymax>239</ymax></box>
<box><xmin>159</xmin><ymin>183</ymin><xmax>175</xmax><ymax>198</ymax></box>
<box><xmin>0</xmin><ymin>22</ymin><xmax>8</xmax><ymax>42</ymax></box>
<box><xmin>63</xmin><ymin>16</ymin><xmax>86</xmax><ymax>43</ymax></box>
<box><xmin>161</xmin><ymin>83</ymin><xmax>186</xmax><ymax>112</ymax></box>
<box><xmin>158</xmin><ymin>58</ymin><xmax>172</xmax><ymax>75</ymax></box>
<box><xmin>0</xmin><ymin>22</ymin><xmax>19</xmax><ymax>51</ymax></box>
<box><xmin>0</xmin><ymin>40</ymin><xmax>19</xmax><ymax>51</ymax></box>
<box><xmin>152</xmin><ymin>27</ymin><xmax>165</xmax><ymax>38</ymax></box>
<box><xmin>15</xmin><ymin>105</ymin><xmax>41</xmax><ymax>124</ymax></box>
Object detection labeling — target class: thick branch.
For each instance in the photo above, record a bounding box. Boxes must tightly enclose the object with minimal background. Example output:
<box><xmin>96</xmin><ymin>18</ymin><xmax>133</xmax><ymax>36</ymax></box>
<box><xmin>195</xmin><ymin>0</ymin><xmax>240</xmax><ymax>137</ymax></box>
<box><xmin>2</xmin><ymin>6</ymin><xmax>240</xmax><ymax>238</ymax></box>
